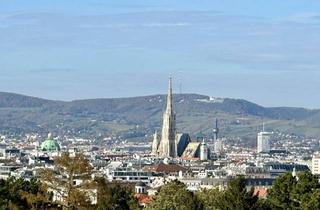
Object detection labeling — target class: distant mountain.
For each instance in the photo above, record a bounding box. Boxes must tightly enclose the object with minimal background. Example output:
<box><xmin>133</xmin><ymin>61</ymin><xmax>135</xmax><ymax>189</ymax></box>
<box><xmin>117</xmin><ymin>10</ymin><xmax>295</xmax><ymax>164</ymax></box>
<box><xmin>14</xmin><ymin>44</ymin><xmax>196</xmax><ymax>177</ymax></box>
<box><xmin>0</xmin><ymin>92</ymin><xmax>319</xmax><ymax>142</ymax></box>
<box><xmin>0</xmin><ymin>92</ymin><xmax>56</xmax><ymax>108</ymax></box>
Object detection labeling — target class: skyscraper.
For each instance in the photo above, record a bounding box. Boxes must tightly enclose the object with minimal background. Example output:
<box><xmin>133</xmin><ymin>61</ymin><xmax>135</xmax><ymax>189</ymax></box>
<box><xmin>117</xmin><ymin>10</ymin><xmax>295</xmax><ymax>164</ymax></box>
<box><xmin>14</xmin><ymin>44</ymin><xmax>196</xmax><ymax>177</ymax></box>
<box><xmin>257</xmin><ymin>125</ymin><xmax>271</xmax><ymax>153</ymax></box>
<box><xmin>158</xmin><ymin>77</ymin><xmax>176</xmax><ymax>158</ymax></box>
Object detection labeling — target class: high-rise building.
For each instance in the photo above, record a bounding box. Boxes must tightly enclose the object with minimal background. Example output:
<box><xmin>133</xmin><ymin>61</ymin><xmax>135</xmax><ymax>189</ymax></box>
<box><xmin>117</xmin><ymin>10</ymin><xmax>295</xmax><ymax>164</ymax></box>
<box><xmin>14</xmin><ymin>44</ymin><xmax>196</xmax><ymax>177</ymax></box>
<box><xmin>158</xmin><ymin>77</ymin><xmax>176</xmax><ymax>158</ymax></box>
<box><xmin>257</xmin><ymin>131</ymin><xmax>271</xmax><ymax>153</ymax></box>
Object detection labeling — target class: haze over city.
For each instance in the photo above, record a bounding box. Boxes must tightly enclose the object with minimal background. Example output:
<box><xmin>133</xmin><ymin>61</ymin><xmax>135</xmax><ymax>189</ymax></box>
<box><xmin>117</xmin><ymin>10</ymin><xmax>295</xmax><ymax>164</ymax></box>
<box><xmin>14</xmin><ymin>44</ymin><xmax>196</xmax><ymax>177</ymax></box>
<box><xmin>1</xmin><ymin>0</ymin><xmax>320</xmax><ymax>107</ymax></box>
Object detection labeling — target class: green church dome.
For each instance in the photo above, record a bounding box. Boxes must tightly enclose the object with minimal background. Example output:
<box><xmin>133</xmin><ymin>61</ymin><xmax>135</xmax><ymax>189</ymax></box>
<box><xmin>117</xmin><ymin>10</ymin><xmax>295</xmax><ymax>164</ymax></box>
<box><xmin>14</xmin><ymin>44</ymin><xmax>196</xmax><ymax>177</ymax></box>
<box><xmin>41</xmin><ymin>133</ymin><xmax>60</xmax><ymax>152</ymax></box>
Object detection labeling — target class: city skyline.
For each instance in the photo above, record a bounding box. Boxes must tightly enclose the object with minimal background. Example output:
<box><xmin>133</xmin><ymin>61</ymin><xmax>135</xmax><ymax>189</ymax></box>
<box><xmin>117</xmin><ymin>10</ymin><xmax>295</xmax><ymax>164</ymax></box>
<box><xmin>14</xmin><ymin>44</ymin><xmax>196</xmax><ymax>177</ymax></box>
<box><xmin>1</xmin><ymin>1</ymin><xmax>320</xmax><ymax>108</ymax></box>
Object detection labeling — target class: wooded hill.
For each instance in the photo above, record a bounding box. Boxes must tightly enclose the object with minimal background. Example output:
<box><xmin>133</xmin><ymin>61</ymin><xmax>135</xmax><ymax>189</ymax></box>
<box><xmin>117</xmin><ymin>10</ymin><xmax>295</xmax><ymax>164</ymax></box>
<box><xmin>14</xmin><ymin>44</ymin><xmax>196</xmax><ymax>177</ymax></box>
<box><xmin>0</xmin><ymin>92</ymin><xmax>319</xmax><ymax>142</ymax></box>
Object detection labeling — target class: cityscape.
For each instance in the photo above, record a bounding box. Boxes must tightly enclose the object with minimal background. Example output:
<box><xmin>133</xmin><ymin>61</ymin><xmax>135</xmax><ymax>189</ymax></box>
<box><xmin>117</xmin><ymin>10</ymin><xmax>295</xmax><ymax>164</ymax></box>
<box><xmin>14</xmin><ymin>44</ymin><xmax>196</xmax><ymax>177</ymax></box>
<box><xmin>1</xmin><ymin>77</ymin><xmax>320</xmax><ymax>209</ymax></box>
<box><xmin>1</xmin><ymin>1</ymin><xmax>320</xmax><ymax>210</ymax></box>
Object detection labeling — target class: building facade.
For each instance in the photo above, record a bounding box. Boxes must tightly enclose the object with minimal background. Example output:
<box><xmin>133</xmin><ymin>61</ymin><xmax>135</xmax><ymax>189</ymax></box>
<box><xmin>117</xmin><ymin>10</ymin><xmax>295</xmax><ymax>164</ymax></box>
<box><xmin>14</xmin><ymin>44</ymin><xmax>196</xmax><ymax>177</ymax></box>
<box><xmin>257</xmin><ymin>131</ymin><xmax>271</xmax><ymax>153</ymax></box>
<box><xmin>312</xmin><ymin>153</ymin><xmax>320</xmax><ymax>175</ymax></box>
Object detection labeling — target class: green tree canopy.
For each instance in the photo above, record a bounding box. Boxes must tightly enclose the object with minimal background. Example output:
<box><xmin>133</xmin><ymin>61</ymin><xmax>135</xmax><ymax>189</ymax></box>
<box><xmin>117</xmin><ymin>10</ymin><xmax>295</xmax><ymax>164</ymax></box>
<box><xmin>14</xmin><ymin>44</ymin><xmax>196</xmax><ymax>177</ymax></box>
<box><xmin>219</xmin><ymin>176</ymin><xmax>259</xmax><ymax>210</ymax></box>
<box><xmin>267</xmin><ymin>173</ymin><xmax>297</xmax><ymax>209</ymax></box>
<box><xmin>292</xmin><ymin>171</ymin><xmax>320</xmax><ymax>209</ymax></box>
<box><xmin>147</xmin><ymin>180</ymin><xmax>200</xmax><ymax>210</ymax></box>
<box><xmin>302</xmin><ymin>189</ymin><xmax>320</xmax><ymax>210</ymax></box>
<box><xmin>0</xmin><ymin>177</ymin><xmax>50</xmax><ymax>210</ymax></box>
<box><xmin>96</xmin><ymin>178</ymin><xmax>140</xmax><ymax>210</ymax></box>
<box><xmin>197</xmin><ymin>188</ymin><xmax>223</xmax><ymax>210</ymax></box>
<box><xmin>268</xmin><ymin>171</ymin><xmax>320</xmax><ymax>210</ymax></box>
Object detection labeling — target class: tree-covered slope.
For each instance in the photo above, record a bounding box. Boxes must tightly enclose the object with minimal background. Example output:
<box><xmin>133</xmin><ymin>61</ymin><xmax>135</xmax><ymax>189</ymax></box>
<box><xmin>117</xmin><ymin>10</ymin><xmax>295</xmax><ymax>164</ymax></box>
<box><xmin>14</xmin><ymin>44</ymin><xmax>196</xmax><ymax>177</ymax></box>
<box><xmin>0</xmin><ymin>92</ymin><xmax>319</xmax><ymax>140</ymax></box>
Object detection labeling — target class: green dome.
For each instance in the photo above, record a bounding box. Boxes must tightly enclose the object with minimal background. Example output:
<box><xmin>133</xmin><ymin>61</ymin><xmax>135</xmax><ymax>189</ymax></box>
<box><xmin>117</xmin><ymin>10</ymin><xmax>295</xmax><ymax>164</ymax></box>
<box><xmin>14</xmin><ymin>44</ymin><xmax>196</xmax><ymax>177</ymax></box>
<box><xmin>41</xmin><ymin>133</ymin><xmax>60</xmax><ymax>152</ymax></box>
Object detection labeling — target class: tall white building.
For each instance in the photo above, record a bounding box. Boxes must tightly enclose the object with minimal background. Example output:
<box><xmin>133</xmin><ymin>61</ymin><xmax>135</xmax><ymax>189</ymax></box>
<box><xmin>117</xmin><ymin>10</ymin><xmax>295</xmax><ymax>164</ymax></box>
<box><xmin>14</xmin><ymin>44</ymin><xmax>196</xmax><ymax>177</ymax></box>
<box><xmin>312</xmin><ymin>153</ymin><xmax>320</xmax><ymax>175</ymax></box>
<box><xmin>200</xmin><ymin>140</ymin><xmax>208</xmax><ymax>161</ymax></box>
<box><xmin>257</xmin><ymin>131</ymin><xmax>271</xmax><ymax>153</ymax></box>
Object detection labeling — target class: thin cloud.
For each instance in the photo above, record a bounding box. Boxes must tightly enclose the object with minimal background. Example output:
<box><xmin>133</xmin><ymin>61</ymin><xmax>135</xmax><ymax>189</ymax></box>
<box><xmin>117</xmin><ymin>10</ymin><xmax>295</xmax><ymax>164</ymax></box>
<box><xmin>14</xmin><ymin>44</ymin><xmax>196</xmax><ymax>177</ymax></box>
<box><xmin>27</xmin><ymin>68</ymin><xmax>78</xmax><ymax>74</ymax></box>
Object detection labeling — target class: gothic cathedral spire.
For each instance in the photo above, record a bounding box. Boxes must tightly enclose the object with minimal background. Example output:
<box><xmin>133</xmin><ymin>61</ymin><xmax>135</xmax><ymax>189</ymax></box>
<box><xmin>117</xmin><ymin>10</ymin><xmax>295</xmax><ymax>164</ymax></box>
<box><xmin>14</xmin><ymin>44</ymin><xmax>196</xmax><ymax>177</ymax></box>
<box><xmin>158</xmin><ymin>77</ymin><xmax>176</xmax><ymax>158</ymax></box>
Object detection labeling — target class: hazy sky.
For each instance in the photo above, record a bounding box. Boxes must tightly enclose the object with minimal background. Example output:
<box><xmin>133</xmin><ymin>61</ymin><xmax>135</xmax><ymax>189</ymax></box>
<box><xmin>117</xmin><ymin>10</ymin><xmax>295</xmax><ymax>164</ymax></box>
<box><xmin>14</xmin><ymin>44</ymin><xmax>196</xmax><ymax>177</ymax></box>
<box><xmin>1</xmin><ymin>0</ymin><xmax>320</xmax><ymax>108</ymax></box>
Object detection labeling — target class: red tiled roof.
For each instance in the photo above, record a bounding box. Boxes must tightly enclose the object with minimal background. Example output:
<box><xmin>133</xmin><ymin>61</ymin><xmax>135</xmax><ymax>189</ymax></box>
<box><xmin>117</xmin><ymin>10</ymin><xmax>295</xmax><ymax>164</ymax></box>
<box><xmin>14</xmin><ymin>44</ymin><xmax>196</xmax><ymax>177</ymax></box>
<box><xmin>148</xmin><ymin>162</ymin><xmax>188</xmax><ymax>173</ymax></box>
<box><xmin>254</xmin><ymin>188</ymin><xmax>268</xmax><ymax>198</ymax></box>
<box><xmin>135</xmin><ymin>194</ymin><xmax>154</xmax><ymax>205</ymax></box>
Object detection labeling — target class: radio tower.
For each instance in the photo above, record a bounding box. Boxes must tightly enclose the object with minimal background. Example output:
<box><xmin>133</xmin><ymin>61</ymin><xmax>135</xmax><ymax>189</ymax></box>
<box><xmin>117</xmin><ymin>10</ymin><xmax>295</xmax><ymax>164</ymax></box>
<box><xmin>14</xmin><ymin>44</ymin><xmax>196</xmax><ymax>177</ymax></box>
<box><xmin>213</xmin><ymin>119</ymin><xmax>219</xmax><ymax>141</ymax></box>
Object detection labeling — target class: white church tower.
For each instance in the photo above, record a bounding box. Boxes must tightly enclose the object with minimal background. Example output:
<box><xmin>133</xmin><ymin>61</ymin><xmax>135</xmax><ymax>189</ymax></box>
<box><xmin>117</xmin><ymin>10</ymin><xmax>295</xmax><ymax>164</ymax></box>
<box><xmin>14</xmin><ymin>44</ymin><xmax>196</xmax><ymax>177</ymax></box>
<box><xmin>158</xmin><ymin>77</ymin><xmax>176</xmax><ymax>158</ymax></box>
<box><xmin>200</xmin><ymin>140</ymin><xmax>208</xmax><ymax>161</ymax></box>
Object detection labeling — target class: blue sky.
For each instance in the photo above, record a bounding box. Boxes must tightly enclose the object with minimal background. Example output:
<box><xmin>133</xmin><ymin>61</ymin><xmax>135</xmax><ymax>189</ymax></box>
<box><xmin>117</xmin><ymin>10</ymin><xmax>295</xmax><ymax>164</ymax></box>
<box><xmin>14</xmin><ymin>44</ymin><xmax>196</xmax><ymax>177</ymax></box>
<box><xmin>1</xmin><ymin>0</ymin><xmax>320</xmax><ymax>108</ymax></box>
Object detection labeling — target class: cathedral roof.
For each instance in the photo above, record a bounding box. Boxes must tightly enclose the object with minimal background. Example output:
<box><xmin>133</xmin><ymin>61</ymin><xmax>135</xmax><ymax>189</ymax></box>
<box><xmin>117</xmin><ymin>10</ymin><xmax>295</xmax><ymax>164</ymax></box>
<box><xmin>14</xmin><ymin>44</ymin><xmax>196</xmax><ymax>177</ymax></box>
<box><xmin>181</xmin><ymin>142</ymin><xmax>201</xmax><ymax>158</ymax></box>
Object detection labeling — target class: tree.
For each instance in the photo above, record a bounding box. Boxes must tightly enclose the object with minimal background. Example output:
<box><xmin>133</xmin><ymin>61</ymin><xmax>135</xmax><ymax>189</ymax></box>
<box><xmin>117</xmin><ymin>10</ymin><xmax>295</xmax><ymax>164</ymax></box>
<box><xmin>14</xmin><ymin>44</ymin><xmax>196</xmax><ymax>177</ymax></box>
<box><xmin>291</xmin><ymin>171</ymin><xmax>320</xmax><ymax>209</ymax></box>
<box><xmin>197</xmin><ymin>188</ymin><xmax>223</xmax><ymax>210</ymax></box>
<box><xmin>0</xmin><ymin>177</ymin><xmax>50</xmax><ymax>210</ymax></box>
<box><xmin>267</xmin><ymin>171</ymin><xmax>320</xmax><ymax>210</ymax></box>
<box><xmin>255</xmin><ymin>199</ymin><xmax>272</xmax><ymax>210</ymax></box>
<box><xmin>95</xmin><ymin>178</ymin><xmax>140</xmax><ymax>210</ymax></box>
<box><xmin>40</xmin><ymin>152</ymin><xmax>94</xmax><ymax>209</ymax></box>
<box><xmin>21</xmin><ymin>178</ymin><xmax>51</xmax><ymax>210</ymax></box>
<box><xmin>267</xmin><ymin>172</ymin><xmax>297</xmax><ymax>209</ymax></box>
<box><xmin>219</xmin><ymin>176</ymin><xmax>259</xmax><ymax>210</ymax></box>
<box><xmin>147</xmin><ymin>180</ymin><xmax>200</xmax><ymax>210</ymax></box>
<box><xmin>301</xmin><ymin>189</ymin><xmax>320</xmax><ymax>210</ymax></box>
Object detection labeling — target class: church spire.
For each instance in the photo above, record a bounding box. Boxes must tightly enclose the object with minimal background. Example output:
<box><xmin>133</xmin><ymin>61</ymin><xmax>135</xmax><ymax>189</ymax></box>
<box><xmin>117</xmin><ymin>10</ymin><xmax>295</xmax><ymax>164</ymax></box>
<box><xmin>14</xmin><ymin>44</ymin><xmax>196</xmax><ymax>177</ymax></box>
<box><xmin>151</xmin><ymin>130</ymin><xmax>159</xmax><ymax>155</ymax></box>
<box><xmin>166</xmin><ymin>77</ymin><xmax>173</xmax><ymax>113</ymax></box>
<box><xmin>158</xmin><ymin>77</ymin><xmax>176</xmax><ymax>158</ymax></box>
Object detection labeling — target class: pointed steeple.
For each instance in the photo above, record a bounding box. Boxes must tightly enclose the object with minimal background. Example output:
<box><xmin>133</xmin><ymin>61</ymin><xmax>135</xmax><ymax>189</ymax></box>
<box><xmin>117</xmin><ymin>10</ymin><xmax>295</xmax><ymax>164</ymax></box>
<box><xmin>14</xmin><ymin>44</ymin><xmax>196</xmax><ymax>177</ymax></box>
<box><xmin>158</xmin><ymin>77</ymin><xmax>176</xmax><ymax>158</ymax></box>
<box><xmin>151</xmin><ymin>130</ymin><xmax>160</xmax><ymax>155</ymax></box>
<box><xmin>166</xmin><ymin>77</ymin><xmax>173</xmax><ymax>113</ymax></box>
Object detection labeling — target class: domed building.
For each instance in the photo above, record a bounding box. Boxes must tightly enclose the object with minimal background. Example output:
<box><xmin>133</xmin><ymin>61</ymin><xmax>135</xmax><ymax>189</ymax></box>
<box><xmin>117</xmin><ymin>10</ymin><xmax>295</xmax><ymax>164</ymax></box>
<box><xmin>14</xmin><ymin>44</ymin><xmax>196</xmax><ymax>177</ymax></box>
<box><xmin>40</xmin><ymin>133</ymin><xmax>60</xmax><ymax>152</ymax></box>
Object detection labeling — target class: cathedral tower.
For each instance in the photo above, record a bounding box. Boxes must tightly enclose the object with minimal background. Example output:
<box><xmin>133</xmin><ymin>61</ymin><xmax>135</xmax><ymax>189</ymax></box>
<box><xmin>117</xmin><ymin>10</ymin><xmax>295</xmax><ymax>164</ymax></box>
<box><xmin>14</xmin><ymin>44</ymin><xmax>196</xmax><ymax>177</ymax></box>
<box><xmin>151</xmin><ymin>131</ymin><xmax>159</xmax><ymax>155</ymax></box>
<box><xmin>158</xmin><ymin>77</ymin><xmax>176</xmax><ymax>158</ymax></box>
